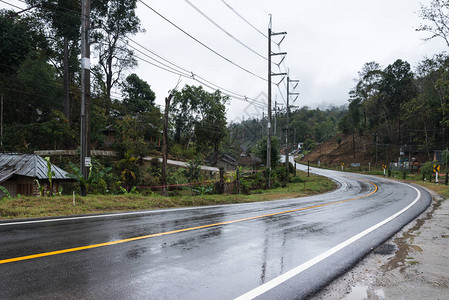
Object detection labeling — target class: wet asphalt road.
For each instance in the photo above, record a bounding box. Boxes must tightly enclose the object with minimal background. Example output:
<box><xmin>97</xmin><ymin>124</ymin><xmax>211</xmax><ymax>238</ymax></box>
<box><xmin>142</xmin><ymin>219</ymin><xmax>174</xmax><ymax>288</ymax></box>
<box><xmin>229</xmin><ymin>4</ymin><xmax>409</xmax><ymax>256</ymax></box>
<box><xmin>0</xmin><ymin>165</ymin><xmax>431</xmax><ymax>299</ymax></box>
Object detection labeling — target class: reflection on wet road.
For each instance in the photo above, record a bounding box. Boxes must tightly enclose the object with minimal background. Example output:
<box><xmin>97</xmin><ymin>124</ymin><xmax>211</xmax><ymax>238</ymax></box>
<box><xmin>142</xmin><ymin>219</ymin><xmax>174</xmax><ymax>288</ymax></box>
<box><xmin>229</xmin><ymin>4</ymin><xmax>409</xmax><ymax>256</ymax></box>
<box><xmin>0</xmin><ymin>165</ymin><xmax>430</xmax><ymax>299</ymax></box>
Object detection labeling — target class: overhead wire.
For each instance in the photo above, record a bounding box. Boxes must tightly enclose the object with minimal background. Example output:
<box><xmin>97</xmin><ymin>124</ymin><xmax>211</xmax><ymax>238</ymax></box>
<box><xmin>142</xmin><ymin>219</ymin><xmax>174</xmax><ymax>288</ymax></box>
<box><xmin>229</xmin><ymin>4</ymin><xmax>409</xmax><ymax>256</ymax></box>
<box><xmin>184</xmin><ymin>0</ymin><xmax>267</xmax><ymax>62</ymax></box>
<box><xmin>219</xmin><ymin>0</ymin><xmax>267</xmax><ymax>39</ymax></box>
<box><xmin>138</xmin><ymin>0</ymin><xmax>268</xmax><ymax>82</ymax></box>
<box><xmin>125</xmin><ymin>37</ymin><xmax>267</xmax><ymax>109</ymax></box>
<box><xmin>0</xmin><ymin>0</ymin><xmax>24</xmax><ymax>10</ymax></box>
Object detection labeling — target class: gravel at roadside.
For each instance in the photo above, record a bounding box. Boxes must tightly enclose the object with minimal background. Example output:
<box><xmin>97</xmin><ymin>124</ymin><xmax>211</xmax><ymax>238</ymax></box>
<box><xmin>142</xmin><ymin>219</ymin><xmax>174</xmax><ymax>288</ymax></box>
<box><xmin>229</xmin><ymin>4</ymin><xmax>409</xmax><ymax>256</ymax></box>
<box><xmin>312</xmin><ymin>188</ymin><xmax>449</xmax><ymax>300</ymax></box>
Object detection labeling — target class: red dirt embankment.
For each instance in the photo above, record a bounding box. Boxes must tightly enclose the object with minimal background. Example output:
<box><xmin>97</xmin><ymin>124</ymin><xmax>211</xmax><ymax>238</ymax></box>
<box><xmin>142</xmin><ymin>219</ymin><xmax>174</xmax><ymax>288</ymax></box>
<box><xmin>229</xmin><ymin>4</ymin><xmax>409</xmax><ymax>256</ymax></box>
<box><xmin>300</xmin><ymin>135</ymin><xmax>375</xmax><ymax>168</ymax></box>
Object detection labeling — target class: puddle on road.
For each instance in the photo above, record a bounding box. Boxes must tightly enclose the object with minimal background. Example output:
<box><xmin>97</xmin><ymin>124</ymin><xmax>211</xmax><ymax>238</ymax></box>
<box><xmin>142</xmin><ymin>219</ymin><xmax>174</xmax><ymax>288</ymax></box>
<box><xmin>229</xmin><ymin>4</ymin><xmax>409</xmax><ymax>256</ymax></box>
<box><xmin>343</xmin><ymin>285</ymin><xmax>385</xmax><ymax>300</ymax></box>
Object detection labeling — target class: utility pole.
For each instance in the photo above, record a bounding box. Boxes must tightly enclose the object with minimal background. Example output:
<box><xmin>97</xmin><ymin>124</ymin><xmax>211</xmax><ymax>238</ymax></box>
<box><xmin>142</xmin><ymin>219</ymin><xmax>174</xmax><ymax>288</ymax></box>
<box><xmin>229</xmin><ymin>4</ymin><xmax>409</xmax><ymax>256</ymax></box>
<box><xmin>284</xmin><ymin>77</ymin><xmax>299</xmax><ymax>185</ymax></box>
<box><xmin>274</xmin><ymin>100</ymin><xmax>277</xmax><ymax>137</ymax></box>
<box><xmin>285</xmin><ymin>77</ymin><xmax>290</xmax><ymax>172</ymax></box>
<box><xmin>80</xmin><ymin>0</ymin><xmax>90</xmax><ymax>196</ymax></box>
<box><xmin>267</xmin><ymin>15</ymin><xmax>287</xmax><ymax>188</ymax></box>
<box><xmin>273</xmin><ymin>101</ymin><xmax>283</xmax><ymax>138</ymax></box>
<box><xmin>267</xmin><ymin>22</ymin><xmax>272</xmax><ymax>188</ymax></box>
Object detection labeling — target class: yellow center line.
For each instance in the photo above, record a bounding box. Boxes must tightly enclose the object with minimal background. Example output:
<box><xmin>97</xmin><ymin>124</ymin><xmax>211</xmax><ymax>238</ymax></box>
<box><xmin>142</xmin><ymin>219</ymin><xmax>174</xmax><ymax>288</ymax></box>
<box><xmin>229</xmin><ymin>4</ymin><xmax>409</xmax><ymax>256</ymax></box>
<box><xmin>0</xmin><ymin>177</ymin><xmax>378</xmax><ymax>265</ymax></box>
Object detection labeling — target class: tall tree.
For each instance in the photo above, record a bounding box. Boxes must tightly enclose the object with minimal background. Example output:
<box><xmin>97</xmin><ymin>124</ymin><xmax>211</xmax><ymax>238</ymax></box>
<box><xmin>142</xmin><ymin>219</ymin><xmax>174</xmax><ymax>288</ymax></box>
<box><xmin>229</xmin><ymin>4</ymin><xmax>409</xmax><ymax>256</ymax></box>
<box><xmin>25</xmin><ymin>0</ymin><xmax>81</xmax><ymax>121</ymax></box>
<box><xmin>354</xmin><ymin>61</ymin><xmax>382</xmax><ymax>129</ymax></box>
<box><xmin>0</xmin><ymin>10</ymin><xmax>35</xmax><ymax>75</ymax></box>
<box><xmin>121</xmin><ymin>73</ymin><xmax>155</xmax><ymax>115</ymax></box>
<box><xmin>348</xmin><ymin>98</ymin><xmax>361</xmax><ymax>158</ymax></box>
<box><xmin>171</xmin><ymin>85</ymin><xmax>229</xmax><ymax>164</ymax></box>
<box><xmin>417</xmin><ymin>0</ymin><xmax>449</xmax><ymax>47</ymax></box>
<box><xmin>91</xmin><ymin>0</ymin><xmax>142</xmax><ymax>116</ymax></box>
<box><xmin>194</xmin><ymin>89</ymin><xmax>229</xmax><ymax>164</ymax></box>
<box><xmin>379</xmin><ymin>59</ymin><xmax>416</xmax><ymax>143</ymax></box>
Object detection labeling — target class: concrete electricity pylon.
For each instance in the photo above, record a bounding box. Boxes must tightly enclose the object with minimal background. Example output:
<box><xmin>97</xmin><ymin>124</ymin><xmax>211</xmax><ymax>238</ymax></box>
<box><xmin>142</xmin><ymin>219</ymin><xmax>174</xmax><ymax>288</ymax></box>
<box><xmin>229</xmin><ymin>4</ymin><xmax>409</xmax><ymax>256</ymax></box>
<box><xmin>80</xmin><ymin>0</ymin><xmax>91</xmax><ymax>196</ymax></box>
<box><xmin>267</xmin><ymin>15</ymin><xmax>286</xmax><ymax>188</ymax></box>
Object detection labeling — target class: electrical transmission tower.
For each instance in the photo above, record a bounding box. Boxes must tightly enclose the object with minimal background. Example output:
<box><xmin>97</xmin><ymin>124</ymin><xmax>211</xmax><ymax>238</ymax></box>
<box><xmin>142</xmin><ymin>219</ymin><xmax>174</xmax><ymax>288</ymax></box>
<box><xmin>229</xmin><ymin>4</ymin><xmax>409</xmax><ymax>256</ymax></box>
<box><xmin>267</xmin><ymin>15</ymin><xmax>286</xmax><ymax>188</ymax></box>
<box><xmin>285</xmin><ymin>76</ymin><xmax>299</xmax><ymax>185</ymax></box>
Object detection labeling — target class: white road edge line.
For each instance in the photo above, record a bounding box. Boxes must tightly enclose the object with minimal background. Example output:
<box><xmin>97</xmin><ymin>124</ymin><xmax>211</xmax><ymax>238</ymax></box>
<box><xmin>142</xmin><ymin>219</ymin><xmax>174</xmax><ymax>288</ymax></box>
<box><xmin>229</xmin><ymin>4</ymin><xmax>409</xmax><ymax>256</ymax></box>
<box><xmin>234</xmin><ymin>182</ymin><xmax>421</xmax><ymax>300</ymax></box>
<box><xmin>0</xmin><ymin>206</ymin><xmax>209</xmax><ymax>227</ymax></box>
<box><xmin>0</xmin><ymin>167</ymin><xmax>348</xmax><ymax>227</ymax></box>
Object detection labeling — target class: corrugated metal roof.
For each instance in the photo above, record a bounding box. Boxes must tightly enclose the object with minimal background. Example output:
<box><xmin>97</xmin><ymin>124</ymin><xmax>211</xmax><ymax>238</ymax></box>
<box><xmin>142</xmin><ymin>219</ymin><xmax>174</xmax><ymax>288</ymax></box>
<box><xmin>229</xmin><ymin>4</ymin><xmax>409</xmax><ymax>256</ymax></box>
<box><xmin>0</xmin><ymin>153</ymin><xmax>71</xmax><ymax>182</ymax></box>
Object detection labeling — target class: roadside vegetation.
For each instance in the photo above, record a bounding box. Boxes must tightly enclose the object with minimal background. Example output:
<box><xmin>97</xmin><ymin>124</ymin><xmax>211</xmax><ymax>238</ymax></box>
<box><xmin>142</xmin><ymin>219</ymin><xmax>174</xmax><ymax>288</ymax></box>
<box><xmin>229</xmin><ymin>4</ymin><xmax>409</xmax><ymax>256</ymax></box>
<box><xmin>0</xmin><ymin>171</ymin><xmax>335</xmax><ymax>219</ymax></box>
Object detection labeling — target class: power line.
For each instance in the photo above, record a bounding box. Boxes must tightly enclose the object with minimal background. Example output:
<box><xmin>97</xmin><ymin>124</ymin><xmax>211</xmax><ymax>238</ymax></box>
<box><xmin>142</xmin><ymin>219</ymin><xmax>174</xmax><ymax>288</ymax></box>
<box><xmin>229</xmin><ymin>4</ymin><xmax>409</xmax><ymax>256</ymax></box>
<box><xmin>219</xmin><ymin>0</ymin><xmax>267</xmax><ymax>38</ymax></box>
<box><xmin>127</xmin><ymin>38</ymin><xmax>191</xmax><ymax>76</ymax></box>
<box><xmin>138</xmin><ymin>0</ymin><xmax>267</xmax><ymax>82</ymax></box>
<box><xmin>132</xmin><ymin>51</ymin><xmax>266</xmax><ymax>109</ymax></box>
<box><xmin>0</xmin><ymin>0</ymin><xmax>24</xmax><ymax>10</ymax></box>
<box><xmin>184</xmin><ymin>0</ymin><xmax>267</xmax><ymax>61</ymax></box>
<box><xmin>124</xmin><ymin>38</ymin><xmax>267</xmax><ymax>109</ymax></box>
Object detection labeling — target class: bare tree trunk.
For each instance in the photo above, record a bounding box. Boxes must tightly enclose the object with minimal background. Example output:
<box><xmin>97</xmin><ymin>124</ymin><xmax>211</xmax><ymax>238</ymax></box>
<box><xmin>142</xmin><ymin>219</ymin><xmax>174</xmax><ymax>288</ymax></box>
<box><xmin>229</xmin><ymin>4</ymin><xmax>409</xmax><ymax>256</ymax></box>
<box><xmin>63</xmin><ymin>36</ymin><xmax>70</xmax><ymax>122</ymax></box>
<box><xmin>161</xmin><ymin>93</ymin><xmax>173</xmax><ymax>196</ymax></box>
<box><xmin>105</xmin><ymin>62</ymin><xmax>112</xmax><ymax>116</ymax></box>
<box><xmin>425</xmin><ymin>124</ymin><xmax>431</xmax><ymax>160</ymax></box>
<box><xmin>352</xmin><ymin>130</ymin><xmax>356</xmax><ymax>159</ymax></box>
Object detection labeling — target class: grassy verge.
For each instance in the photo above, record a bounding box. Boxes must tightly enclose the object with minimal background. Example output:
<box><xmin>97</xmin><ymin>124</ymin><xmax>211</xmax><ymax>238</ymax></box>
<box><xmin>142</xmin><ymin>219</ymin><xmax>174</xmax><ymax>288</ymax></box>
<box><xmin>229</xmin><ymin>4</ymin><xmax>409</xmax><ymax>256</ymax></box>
<box><xmin>411</xmin><ymin>181</ymin><xmax>449</xmax><ymax>199</ymax></box>
<box><xmin>0</xmin><ymin>171</ymin><xmax>335</xmax><ymax>220</ymax></box>
<box><xmin>364</xmin><ymin>171</ymin><xmax>449</xmax><ymax>199</ymax></box>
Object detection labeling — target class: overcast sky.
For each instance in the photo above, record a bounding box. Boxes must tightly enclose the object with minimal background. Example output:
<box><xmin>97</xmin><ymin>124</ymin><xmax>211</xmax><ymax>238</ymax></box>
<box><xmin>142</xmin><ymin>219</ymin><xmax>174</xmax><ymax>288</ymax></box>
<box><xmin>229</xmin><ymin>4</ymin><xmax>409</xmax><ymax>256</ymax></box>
<box><xmin>2</xmin><ymin>0</ymin><xmax>448</xmax><ymax>123</ymax></box>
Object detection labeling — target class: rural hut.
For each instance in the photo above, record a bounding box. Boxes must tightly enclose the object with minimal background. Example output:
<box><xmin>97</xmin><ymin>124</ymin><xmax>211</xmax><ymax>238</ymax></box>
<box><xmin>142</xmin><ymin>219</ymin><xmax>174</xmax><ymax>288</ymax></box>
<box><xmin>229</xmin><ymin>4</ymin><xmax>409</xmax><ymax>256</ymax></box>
<box><xmin>0</xmin><ymin>153</ymin><xmax>73</xmax><ymax>197</ymax></box>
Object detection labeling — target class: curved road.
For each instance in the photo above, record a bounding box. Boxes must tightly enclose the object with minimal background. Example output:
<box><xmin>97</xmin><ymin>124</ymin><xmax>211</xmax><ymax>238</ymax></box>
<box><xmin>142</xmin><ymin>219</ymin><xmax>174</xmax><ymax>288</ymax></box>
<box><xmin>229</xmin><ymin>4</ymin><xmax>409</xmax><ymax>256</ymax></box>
<box><xmin>0</xmin><ymin>165</ymin><xmax>431</xmax><ymax>299</ymax></box>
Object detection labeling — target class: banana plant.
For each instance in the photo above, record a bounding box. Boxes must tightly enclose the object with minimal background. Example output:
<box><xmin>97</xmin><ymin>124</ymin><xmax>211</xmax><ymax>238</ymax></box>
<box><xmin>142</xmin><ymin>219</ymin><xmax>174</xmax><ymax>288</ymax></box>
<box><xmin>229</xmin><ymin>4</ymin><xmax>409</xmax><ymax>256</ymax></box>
<box><xmin>44</xmin><ymin>157</ymin><xmax>55</xmax><ymax>195</ymax></box>
<box><xmin>67</xmin><ymin>161</ymin><xmax>111</xmax><ymax>194</ymax></box>
<box><xmin>34</xmin><ymin>179</ymin><xmax>44</xmax><ymax>196</ymax></box>
<box><xmin>0</xmin><ymin>185</ymin><xmax>11</xmax><ymax>201</ymax></box>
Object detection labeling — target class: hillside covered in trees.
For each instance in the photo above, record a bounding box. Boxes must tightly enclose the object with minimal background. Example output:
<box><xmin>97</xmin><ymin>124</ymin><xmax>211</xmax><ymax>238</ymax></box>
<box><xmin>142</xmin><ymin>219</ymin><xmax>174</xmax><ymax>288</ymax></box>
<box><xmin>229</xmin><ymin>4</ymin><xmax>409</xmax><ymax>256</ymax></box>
<box><xmin>338</xmin><ymin>56</ymin><xmax>449</xmax><ymax>161</ymax></box>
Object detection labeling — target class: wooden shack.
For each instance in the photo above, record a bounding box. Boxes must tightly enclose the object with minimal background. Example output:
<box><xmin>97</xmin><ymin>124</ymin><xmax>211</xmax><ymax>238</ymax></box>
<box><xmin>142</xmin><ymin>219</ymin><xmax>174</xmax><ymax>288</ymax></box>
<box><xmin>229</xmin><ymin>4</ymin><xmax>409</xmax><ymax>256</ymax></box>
<box><xmin>0</xmin><ymin>153</ymin><xmax>73</xmax><ymax>197</ymax></box>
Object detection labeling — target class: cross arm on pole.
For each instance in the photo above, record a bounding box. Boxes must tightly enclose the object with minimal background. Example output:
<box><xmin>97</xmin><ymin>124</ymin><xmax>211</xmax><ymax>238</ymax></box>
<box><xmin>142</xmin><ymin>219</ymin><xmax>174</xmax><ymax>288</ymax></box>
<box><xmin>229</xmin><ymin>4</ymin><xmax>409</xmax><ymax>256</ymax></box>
<box><xmin>271</xmin><ymin>31</ymin><xmax>287</xmax><ymax>36</ymax></box>
<box><xmin>271</xmin><ymin>72</ymin><xmax>287</xmax><ymax>77</ymax></box>
<box><xmin>271</xmin><ymin>52</ymin><xmax>287</xmax><ymax>56</ymax></box>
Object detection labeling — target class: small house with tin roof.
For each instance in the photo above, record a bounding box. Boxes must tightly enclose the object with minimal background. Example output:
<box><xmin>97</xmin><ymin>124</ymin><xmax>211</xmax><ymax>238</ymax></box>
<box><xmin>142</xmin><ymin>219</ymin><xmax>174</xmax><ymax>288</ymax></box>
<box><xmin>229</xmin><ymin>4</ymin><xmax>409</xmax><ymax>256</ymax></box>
<box><xmin>0</xmin><ymin>153</ymin><xmax>73</xmax><ymax>197</ymax></box>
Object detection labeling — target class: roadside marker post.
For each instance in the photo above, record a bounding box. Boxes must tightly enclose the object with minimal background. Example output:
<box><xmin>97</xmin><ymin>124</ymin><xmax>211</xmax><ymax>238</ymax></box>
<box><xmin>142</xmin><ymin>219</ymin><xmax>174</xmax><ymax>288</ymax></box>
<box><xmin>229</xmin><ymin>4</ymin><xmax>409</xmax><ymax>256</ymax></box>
<box><xmin>382</xmin><ymin>164</ymin><xmax>387</xmax><ymax>176</ymax></box>
<box><xmin>434</xmin><ymin>164</ymin><xmax>440</xmax><ymax>185</ymax></box>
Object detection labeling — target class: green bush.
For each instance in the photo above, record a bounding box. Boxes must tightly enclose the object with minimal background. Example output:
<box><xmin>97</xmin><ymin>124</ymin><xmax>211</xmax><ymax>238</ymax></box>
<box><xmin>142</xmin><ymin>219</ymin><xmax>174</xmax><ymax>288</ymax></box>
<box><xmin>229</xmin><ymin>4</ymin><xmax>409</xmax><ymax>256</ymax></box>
<box><xmin>247</xmin><ymin>172</ymin><xmax>265</xmax><ymax>190</ymax></box>
<box><xmin>421</xmin><ymin>161</ymin><xmax>437</xmax><ymax>181</ymax></box>
<box><xmin>290</xmin><ymin>176</ymin><xmax>303</xmax><ymax>183</ymax></box>
<box><xmin>274</xmin><ymin>166</ymin><xmax>288</xmax><ymax>187</ymax></box>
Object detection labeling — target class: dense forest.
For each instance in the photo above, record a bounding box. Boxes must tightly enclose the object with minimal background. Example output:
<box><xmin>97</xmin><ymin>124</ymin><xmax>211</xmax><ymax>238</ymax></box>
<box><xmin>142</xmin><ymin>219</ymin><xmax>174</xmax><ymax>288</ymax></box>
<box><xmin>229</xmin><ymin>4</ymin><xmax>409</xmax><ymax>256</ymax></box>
<box><xmin>228</xmin><ymin>106</ymin><xmax>347</xmax><ymax>155</ymax></box>
<box><xmin>338</xmin><ymin>56</ymin><xmax>449</xmax><ymax>160</ymax></box>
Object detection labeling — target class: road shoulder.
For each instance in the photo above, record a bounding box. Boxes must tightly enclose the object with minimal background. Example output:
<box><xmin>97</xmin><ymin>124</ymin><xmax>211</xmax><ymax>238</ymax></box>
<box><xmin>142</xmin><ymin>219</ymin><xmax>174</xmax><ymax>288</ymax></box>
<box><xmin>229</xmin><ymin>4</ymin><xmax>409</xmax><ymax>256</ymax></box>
<box><xmin>312</xmin><ymin>188</ymin><xmax>449</xmax><ymax>299</ymax></box>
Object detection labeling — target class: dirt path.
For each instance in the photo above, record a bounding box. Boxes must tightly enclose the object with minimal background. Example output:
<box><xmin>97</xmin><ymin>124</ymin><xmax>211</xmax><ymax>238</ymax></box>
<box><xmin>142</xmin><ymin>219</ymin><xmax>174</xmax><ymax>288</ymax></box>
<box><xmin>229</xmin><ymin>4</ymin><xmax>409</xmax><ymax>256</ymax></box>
<box><xmin>312</xmin><ymin>190</ymin><xmax>449</xmax><ymax>299</ymax></box>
